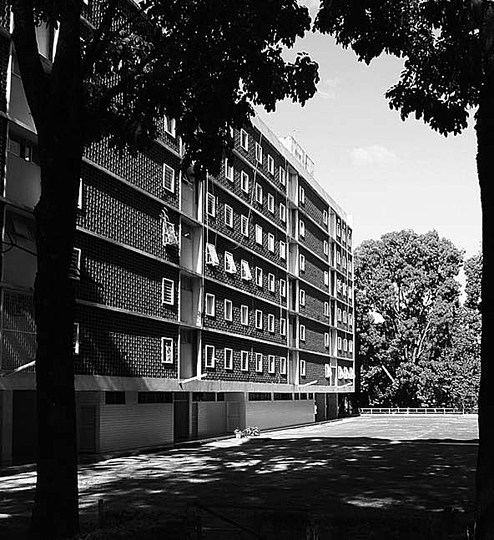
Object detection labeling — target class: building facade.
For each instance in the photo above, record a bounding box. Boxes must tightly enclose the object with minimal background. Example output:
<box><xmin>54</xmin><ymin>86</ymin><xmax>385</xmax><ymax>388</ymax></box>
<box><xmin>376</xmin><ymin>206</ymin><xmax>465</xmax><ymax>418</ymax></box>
<box><xmin>0</xmin><ymin>5</ymin><xmax>355</xmax><ymax>463</ymax></box>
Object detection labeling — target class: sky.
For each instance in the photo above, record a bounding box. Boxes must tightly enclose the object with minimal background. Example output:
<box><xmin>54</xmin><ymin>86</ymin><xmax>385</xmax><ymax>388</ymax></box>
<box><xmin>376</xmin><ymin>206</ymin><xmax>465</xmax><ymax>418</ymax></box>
<box><xmin>256</xmin><ymin>15</ymin><xmax>481</xmax><ymax>258</ymax></box>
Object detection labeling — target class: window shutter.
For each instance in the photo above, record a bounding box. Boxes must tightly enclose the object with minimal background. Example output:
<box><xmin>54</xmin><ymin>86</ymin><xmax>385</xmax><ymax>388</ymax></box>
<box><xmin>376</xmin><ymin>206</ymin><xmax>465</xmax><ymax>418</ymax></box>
<box><xmin>161</xmin><ymin>338</ymin><xmax>174</xmax><ymax>364</ymax></box>
<box><xmin>162</xmin><ymin>279</ymin><xmax>174</xmax><ymax>305</ymax></box>
<box><xmin>163</xmin><ymin>164</ymin><xmax>175</xmax><ymax>192</ymax></box>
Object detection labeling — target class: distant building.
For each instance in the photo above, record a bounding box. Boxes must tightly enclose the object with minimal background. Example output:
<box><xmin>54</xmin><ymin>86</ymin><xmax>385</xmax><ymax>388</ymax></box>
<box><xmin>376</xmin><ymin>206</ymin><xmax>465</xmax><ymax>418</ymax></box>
<box><xmin>0</xmin><ymin>5</ymin><xmax>355</xmax><ymax>463</ymax></box>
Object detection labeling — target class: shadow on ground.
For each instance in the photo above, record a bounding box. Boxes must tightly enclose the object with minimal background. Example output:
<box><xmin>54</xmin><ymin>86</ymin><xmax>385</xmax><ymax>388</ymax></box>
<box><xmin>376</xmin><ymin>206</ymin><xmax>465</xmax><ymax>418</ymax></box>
<box><xmin>0</xmin><ymin>435</ymin><xmax>477</xmax><ymax>539</ymax></box>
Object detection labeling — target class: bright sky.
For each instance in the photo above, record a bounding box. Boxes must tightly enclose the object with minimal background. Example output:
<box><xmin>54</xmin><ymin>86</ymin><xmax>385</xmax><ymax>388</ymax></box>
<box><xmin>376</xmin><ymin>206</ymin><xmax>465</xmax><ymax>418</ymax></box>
<box><xmin>257</xmin><ymin>24</ymin><xmax>481</xmax><ymax>258</ymax></box>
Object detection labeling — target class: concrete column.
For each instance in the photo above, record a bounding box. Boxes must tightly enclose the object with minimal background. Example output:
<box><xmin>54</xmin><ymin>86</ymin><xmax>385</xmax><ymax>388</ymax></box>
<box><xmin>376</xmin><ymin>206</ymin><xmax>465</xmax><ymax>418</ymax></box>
<box><xmin>0</xmin><ymin>390</ymin><xmax>13</xmax><ymax>464</ymax></box>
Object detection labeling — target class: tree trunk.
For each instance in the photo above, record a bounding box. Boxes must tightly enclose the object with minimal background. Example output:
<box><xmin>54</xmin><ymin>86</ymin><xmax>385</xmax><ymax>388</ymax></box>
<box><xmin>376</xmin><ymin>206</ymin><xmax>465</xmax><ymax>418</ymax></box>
<box><xmin>475</xmin><ymin>70</ymin><xmax>494</xmax><ymax>540</ymax></box>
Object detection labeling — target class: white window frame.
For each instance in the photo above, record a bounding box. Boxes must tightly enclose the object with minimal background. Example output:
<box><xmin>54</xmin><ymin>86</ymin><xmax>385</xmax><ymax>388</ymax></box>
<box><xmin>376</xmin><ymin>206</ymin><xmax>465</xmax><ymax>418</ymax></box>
<box><xmin>206</xmin><ymin>243</ymin><xmax>220</xmax><ymax>266</ymax></box>
<box><xmin>205</xmin><ymin>293</ymin><xmax>215</xmax><ymax>316</ymax></box>
<box><xmin>268</xmin><ymin>314</ymin><xmax>275</xmax><ymax>333</ymax></box>
<box><xmin>255</xmin><ymin>267</ymin><xmax>263</xmax><ymax>287</ymax></box>
<box><xmin>299</xmin><ymin>220</ymin><xmax>305</xmax><ymax>238</ymax></box>
<box><xmin>268</xmin><ymin>354</ymin><xmax>275</xmax><ymax>373</ymax></box>
<box><xmin>344</xmin><ymin>338</ymin><xmax>348</xmax><ymax>351</ymax></box>
<box><xmin>206</xmin><ymin>192</ymin><xmax>216</xmax><ymax>217</ymax></box>
<box><xmin>349</xmin><ymin>340</ymin><xmax>354</xmax><ymax>353</ymax></box>
<box><xmin>300</xmin><ymin>324</ymin><xmax>306</xmax><ymax>342</ymax></box>
<box><xmin>241</xmin><ymin>171</ymin><xmax>249</xmax><ymax>193</ymax></box>
<box><xmin>279</xmin><ymin>166</ymin><xmax>286</xmax><ymax>186</ymax></box>
<box><xmin>338</xmin><ymin>337</ymin><xmax>342</xmax><ymax>350</ymax></box>
<box><xmin>300</xmin><ymin>359</ymin><xmax>306</xmax><ymax>377</ymax></box>
<box><xmin>268</xmin><ymin>273</ymin><xmax>275</xmax><ymax>292</ymax></box>
<box><xmin>224</xmin><ymin>204</ymin><xmax>233</xmax><ymax>228</ymax></box>
<box><xmin>267</xmin><ymin>233</ymin><xmax>275</xmax><ymax>253</ymax></box>
<box><xmin>70</xmin><ymin>247</ymin><xmax>81</xmax><ymax>279</ymax></box>
<box><xmin>163</xmin><ymin>164</ymin><xmax>176</xmax><ymax>193</ymax></box>
<box><xmin>205</xmin><ymin>345</ymin><xmax>215</xmax><ymax>368</ymax></box>
<box><xmin>162</xmin><ymin>278</ymin><xmax>174</xmax><ymax>305</ymax></box>
<box><xmin>255</xmin><ymin>309</ymin><xmax>263</xmax><ymax>329</ymax></box>
<box><xmin>255</xmin><ymin>224</ymin><xmax>263</xmax><ymax>245</ymax></box>
<box><xmin>255</xmin><ymin>182</ymin><xmax>263</xmax><ymax>204</ymax></box>
<box><xmin>323</xmin><ymin>209</ymin><xmax>328</xmax><ymax>225</ymax></box>
<box><xmin>324</xmin><ymin>333</ymin><xmax>330</xmax><ymax>348</ymax></box>
<box><xmin>280</xmin><ymin>279</ymin><xmax>286</xmax><ymax>297</ymax></box>
<box><xmin>278</xmin><ymin>318</ymin><xmax>286</xmax><ymax>337</ymax></box>
<box><xmin>241</xmin><ymin>350</ymin><xmax>249</xmax><ymax>371</ymax></box>
<box><xmin>343</xmin><ymin>310</ymin><xmax>347</xmax><ymax>323</ymax></box>
<box><xmin>324</xmin><ymin>271</ymin><xmax>329</xmax><ymax>287</ymax></box>
<box><xmin>267</xmin><ymin>193</ymin><xmax>275</xmax><ymax>213</ymax></box>
<box><xmin>161</xmin><ymin>337</ymin><xmax>174</xmax><ymax>364</ymax></box>
<box><xmin>324</xmin><ymin>302</ymin><xmax>329</xmax><ymax>317</ymax></box>
<box><xmin>240</xmin><ymin>129</ymin><xmax>249</xmax><ymax>151</ymax></box>
<box><xmin>279</xmin><ymin>241</ymin><xmax>286</xmax><ymax>260</ymax></box>
<box><xmin>224</xmin><ymin>348</ymin><xmax>233</xmax><ymax>370</ymax></box>
<box><xmin>224</xmin><ymin>158</ymin><xmax>234</xmax><ymax>181</ymax></box>
<box><xmin>240</xmin><ymin>259</ymin><xmax>252</xmax><ymax>281</ymax></box>
<box><xmin>77</xmin><ymin>178</ymin><xmax>83</xmax><ymax>209</ymax></box>
<box><xmin>299</xmin><ymin>253</ymin><xmax>306</xmax><ymax>272</ymax></box>
<box><xmin>267</xmin><ymin>154</ymin><xmax>275</xmax><ymax>175</ymax></box>
<box><xmin>299</xmin><ymin>186</ymin><xmax>305</xmax><ymax>204</ymax></box>
<box><xmin>279</xmin><ymin>203</ymin><xmax>286</xmax><ymax>222</ymax></box>
<box><xmin>299</xmin><ymin>289</ymin><xmax>306</xmax><ymax>307</ymax></box>
<box><xmin>164</xmin><ymin>115</ymin><xmax>176</xmax><ymax>137</ymax></box>
<box><xmin>337</xmin><ymin>308</ymin><xmax>342</xmax><ymax>321</ymax></box>
<box><xmin>73</xmin><ymin>323</ymin><xmax>80</xmax><ymax>355</ymax></box>
<box><xmin>224</xmin><ymin>299</ymin><xmax>233</xmax><ymax>321</ymax></box>
<box><xmin>224</xmin><ymin>251</ymin><xmax>236</xmax><ymax>274</ymax></box>
<box><xmin>323</xmin><ymin>240</ymin><xmax>329</xmax><ymax>255</ymax></box>
<box><xmin>255</xmin><ymin>353</ymin><xmax>263</xmax><ymax>372</ymax></box>
<box><xmin>241</xmin><ymin>305</ymin><xmax>249</xmax><ymax>326</ymax></box>
<box><xmin>241</xmin><ymin>215</ymin><xmax>249</xmax><ymax>237</ymax></box>
<box><xmin>255</xmin><ymin>142</ymin><xmax>263</xmax><ymax>164</ymax></box>
<box><xmin>280</xmin><ymin>356</ymin><xmax>287</xmax><ymax>375</ymax></box>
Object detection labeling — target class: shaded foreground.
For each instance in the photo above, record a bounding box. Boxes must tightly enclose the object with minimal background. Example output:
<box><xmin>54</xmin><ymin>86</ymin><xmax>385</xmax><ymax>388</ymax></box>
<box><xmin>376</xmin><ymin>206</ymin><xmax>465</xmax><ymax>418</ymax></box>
<box><xmin>0</xmin><ymin>415</ymin><xmax>478</xmax><ymax>538</ymax></box>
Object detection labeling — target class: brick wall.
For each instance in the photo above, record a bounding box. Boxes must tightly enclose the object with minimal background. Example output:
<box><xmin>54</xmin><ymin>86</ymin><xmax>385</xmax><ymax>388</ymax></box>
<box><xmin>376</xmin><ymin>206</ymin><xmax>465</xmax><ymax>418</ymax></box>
<box><xmin>75</xmin><ymin>304</ymin><xmax>178</xmax><ymax>378</ymax></box>
<box><xmin>300</xmin><ymin>216</ymin><xmax>328</xmax><ymax>260</ymax></box>
<box><xmin>299</xmin><ymin>317</ymin><xmax>328</xmax><ymax>355</ymax></box>
<box><xmin>299</xmin><ymin>177</ymin><xmax>328</xmax><ymax>231</ymax></box>
<box><xmin>300</xmin><ymin>247</ymin><xmax>329</xmax><ymax>293</ymax></box>
<box><xmin>301</xmin><ymin>353</ymin><xmax>328</xmax><ymax>386</ymax></box>
<box><xmin>0</xmin><ymin>34</ymin><xmax>9</xmax><ymax>112</ymax></box>
<box><xmin>298</xmin><ymin>283</ymin><xmax>330</xmax><ymax>324</ymax></box>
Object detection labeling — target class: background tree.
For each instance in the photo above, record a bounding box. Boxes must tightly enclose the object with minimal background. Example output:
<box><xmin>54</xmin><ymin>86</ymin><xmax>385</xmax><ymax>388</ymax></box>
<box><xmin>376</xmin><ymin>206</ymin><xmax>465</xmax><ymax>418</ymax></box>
<box><xmin>355</xmin><ymin>230</ymin><xmax>463</xmax><ymax>407</ymax></box>
<box><xmin>8</xmin><ymin>1</ymin><xmax>319</xmax><ymax>538</ymax></box>
<box><xmin>314</xmin><ymin>2</ymin><xmax>493</xmax><ymax>535</ymax></box>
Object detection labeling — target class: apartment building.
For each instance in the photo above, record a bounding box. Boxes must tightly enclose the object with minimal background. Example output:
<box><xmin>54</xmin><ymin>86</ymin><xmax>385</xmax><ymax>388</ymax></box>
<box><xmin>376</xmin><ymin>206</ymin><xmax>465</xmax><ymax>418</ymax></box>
<box><xmin>0</xmin><ymin>5</ymin><xmax>355</xmax><ymax>463</ymax></box>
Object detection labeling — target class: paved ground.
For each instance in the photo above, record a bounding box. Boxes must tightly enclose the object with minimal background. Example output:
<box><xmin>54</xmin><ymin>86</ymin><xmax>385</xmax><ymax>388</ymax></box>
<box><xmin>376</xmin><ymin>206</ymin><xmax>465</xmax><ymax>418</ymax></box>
<box><xmin>0</xmin><ymin>415</ymin><xmax>479</xmax><ymax>538</ymax></box>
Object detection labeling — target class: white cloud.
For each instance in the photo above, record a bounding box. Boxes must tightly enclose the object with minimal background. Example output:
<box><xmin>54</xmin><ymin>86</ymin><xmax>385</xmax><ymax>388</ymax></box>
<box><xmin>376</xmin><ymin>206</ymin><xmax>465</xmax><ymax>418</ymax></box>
<box><xmin>318</xmin><ymin>77</ymin><xmax>340</xmax><ymax>100</ymax></box>
<box><xmin>299</xmin><ymin>0</ymin><xmax>321</xmax><ymax>16</ymax></box>
<box><xmin>350</xmin><ymin>145</ymin><xmax>399</xmax><ymax>166</ymax></box>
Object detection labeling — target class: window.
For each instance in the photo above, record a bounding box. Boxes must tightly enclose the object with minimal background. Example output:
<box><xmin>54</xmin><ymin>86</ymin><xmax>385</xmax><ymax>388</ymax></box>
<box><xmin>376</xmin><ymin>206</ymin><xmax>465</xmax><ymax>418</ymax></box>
<box><xmin>255</xmin><ymin>183</ymin><xmax>263</xmax><ymax>203</ymax></box>
<box><xmin>324</xmin><ymin>302</ymin><xmax>329</xmax><ymax>316</ymax></box>
<box><xmin>267</xmin><ymin>193</ymin><xmax>275</xmax><ymax>213</ymax></box>
<box><xmin>299</xmin><ymin>254</ymin><xmax>305</xmax><ymax>272</ymax></box>
<box><xmin>323</xmin><ymin>210</ymin><xmax>328</xmax><ymax>225</ymax></box>
<box><xmin>349</xmin><ymin>340</ymin><xmax>354</xmax><ymax>353</ymax></box>
<box><xmin>300</xmin><ymin>359</ymin><xmax>306</xmax><ymax>377</ymax></box>
<box><xmin>280</xmin><ymin>279</ymin><xmax>286</xmax><ymax>297</ymax></box>
<box><xmin>348</xmin><ymin>313</ymin><xmax>353</xmax><ymax>325</ymax></box>
<box><xmin>240</xmin><ymin>129</ymin><xmax>249</xmax><ymax>150</ymax></box>
<box><xmin>224</xmin><ymin>348</ymin><xmax>233</xmax><ymax>370</ymax></box>
<box><xmin>279</xmin><ymin>241</ymin><xmax>286</xmax><ymax>260</ymax></box>
<box><xmin>241</xmin><ymin>215</ymin><xmax>249</xmax><ymax>237</ymax></box>
<box><xmin>205</xmin><ymin>345</ymin><xmax>215</xmax><ymax>368</ymax></box>
<box><xmin>162</xmin><ymin>278</ymin><xmax>174</xmax><ymax>305</ymax></box>
<box><xmin>343</xmin><ymin>310</ymin><xmax>347</xmax><ymax>323</ymax></box>
<box><xmin>344</xmin><ymin>339</ymin><xmax>348</xmax><ymax>351</ymax></box>
<box><xmin>70</xmin><ymin>248</ymin><xmax>81</xmax><ymax>279</ymax></box>
<box><xmin>106</xmin><ymin>391</ymin><xmax>125</xmax><ymax>405</ymax></box>
<box><xmin>206</xmin><ymin>243</ymin><xmax>220</xmax><ymax>266</ymax></box>
<box><xmin>323</xmin><ymin>240</ymin><xmax>329</xmax><ymax>255</ymax></box>
<box><xmin>337</xmin><ymin>308</ymin><xmax>342</xmax><ymax>321</ymax></box>
<box><xmin>255</xmin><ymin>267</ymin><xmax>263</xmax><ymax>287</ymax></box>
<box><xmin>224</xmin><ymin>299</ymin><xmax>233</xmax><ymax>321</ymax></box>
<box><xmin>77</xmin><ymin>178</ymin><xmax>83</xmax><ymax>209</ymax></box>
<box><xmin>324</xmin><ymin>333</ymin><xmax>330</xmax><ymax>348</ymax></box>
<box><xmin>279</xmin><ymin>166</ymin><xmax>286</xmax><ymax>186</ymax></box>
<box><xmin>268</xmin><ymin>355</ymin><xmax>275</xmax><ymax>373</ymax></box>
<box><xmin>268</xmin><ymin>233</ymin><xmax>275</xmax><ymax>252</ymax></box>
<box><xmin>268</xmin><ymin>273</ymin><xmax>275</xmax><ymax>292</ymax></box>
<box><xmin>241</xmin><ymin>350</ymin><xmax>249</xmax><ymax>371</ymax></box>
<box><xmin>138</xmin><ymin>392</ymin><xmax>172</xmax><ymax>404</ymax></box>
<box><xmin>241</xmin><ymin>171</ymin><xmax>249</xmax><ymax>193</ymax></box>
<box><xmin>279</xmin><ymin>203</ymin><xmax>286</xmax><ymax>222</ymax></box>
<box><xmin>241</xmin><ymin>260</ymin><xmax>252</xmax><ymax>280</ymax></box>
<box><xmin>225</xmin><ymin>158</ymin><xmax>234</xmax><ymax>181</ymax></box>
<box><xmin>280</xmin><ymin>356</ymin><xmax>287</xmax><ymax>375</ymax></box>
<box><xmin>337</xmin><ymin>221</ymin><xmax>341</xmax><ymax>236</ymax></box>
<box><xmin>224</xmin><ymin>204</ymin><xmax>233</xmax><ymax>227</ymax></box>
<box><xmin>300</xmin><ymin>324</ymin><xmax>306</xmax><ymax>341</ymax></box>
<box><xmin>299</xmin><ymin>186</ymin><xmax>305</xmax><ymax>204</ymax></box>
<box><xmin>164</xmin><ymin>115</ymin><xmax>176</xmax><ymax>137</ymax></box>
<box><xmin>267</xmin><ymin>155</ymin><xmax>275</xmax><ymax>175</ymax></box>
<box><xmin>162</xmin><ymin>337</ymin><xmax>173</xmax><ymax>363</ymax></box>
<box><xmin>337</xmin><ymin>337</ymin><xmax>342</xmax><ymax>350</ymax></box>
<box><xmin>224</xmin><ymin>251</ymin><xmax>236</xmax><ymax>274</ymax></box>
<box><xmin>255</xmin><ymin>310</ymin><xmax>263</xmax><ymax>329</ymax></box>
<box><xmin>163</xmin><ymin>164</ymin><xmax>175</xmax><ymax>193</ymax></box>
<box><xmin>241</xmin><ymin>305</ymin><xmax>249</xmax><ymax>325</ymax></box>
<box><xmin>280</xmin><ymin>318</ymin><xmax>286</xmax><ymax>336</ymax></box>
<box><xmin>73</xmin><ymin>323</ymin><xmax>80</xmax><ymax>354</ymax></box>
<box><xmin>342</xmin><ymin>256</ymin><xmax>347</xmax><ymax>269</ymax></box>
<box><xmin>205</xmin><ymin>293</ymin><xmax>215</xmax><ymax>316</ymax></box>
<box><xmin>206</xmin><ymin>192</ymin><xmax>216</xmax><ymax>217</ymax></box>
<box><xmin>324</xmin><ymin>271</ymin><xmax>329</xmax><ymax>287</ymax></box>
<box><xmin>268</xmin><ymin>314</ymin><xmax>275</xmax><ymax>333</ymax></box>
<box><xmin>255</xmin><ymin>142</ymin><xmax>263</xmax><ymax>164</ymax></box>
<box><xmin>299</xmin><ymin>289</ymin><xmax>306</xmax><ymax>307</ymax></box>
<box><xmin>255</xmin><ymin>353</ymin><xmax>263</xmax><ymax>372</ymax></box>
<box><xmin>255</xmin><ymin>224</ymin><xmax>263</xmax><ymax>245</ymax></box>
<box><xmin>299</xmin><ymin>220</ymin><xmax>305</xmax><ymax>238</ymax></box>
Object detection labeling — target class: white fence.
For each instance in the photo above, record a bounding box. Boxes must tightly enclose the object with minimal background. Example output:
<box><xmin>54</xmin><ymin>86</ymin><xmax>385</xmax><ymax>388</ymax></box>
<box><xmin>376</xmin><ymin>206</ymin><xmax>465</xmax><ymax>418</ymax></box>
<box><xmin>359</xmin><ymin>407</ymin><xmax>477</xmax><ymax>415</ymax></box>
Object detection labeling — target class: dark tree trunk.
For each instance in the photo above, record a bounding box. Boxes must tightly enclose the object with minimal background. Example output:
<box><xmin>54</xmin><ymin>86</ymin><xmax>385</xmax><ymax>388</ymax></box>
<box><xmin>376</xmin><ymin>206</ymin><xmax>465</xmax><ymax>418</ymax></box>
<box><xmin>11</xmin><ymin>1</ymin><xmax>83</xmax><ymax>538</ymax></box>
<box><xmin>475</xmin><ymin>69</ymin><xmax>494</xmax><ymax>540</ymax></box>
